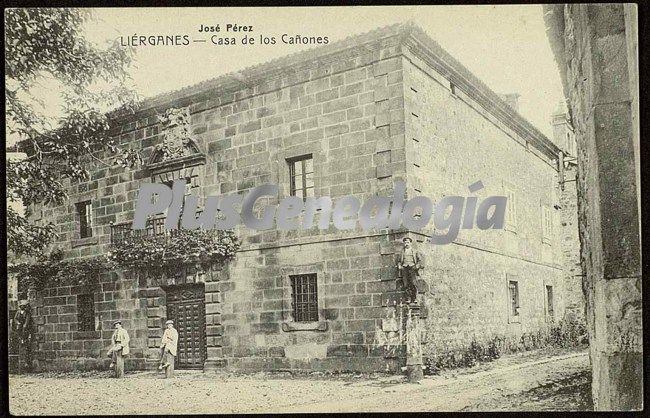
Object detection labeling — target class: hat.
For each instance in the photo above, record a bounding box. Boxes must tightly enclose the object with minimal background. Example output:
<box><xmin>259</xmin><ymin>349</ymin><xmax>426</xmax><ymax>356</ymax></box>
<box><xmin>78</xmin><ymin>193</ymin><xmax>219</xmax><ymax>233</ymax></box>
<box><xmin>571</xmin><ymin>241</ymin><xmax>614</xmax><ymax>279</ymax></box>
<box><xmin>165</xmin><ymin>320</ymin><xmax>174</xmax><ymax>325</ymax></box>
<box><xmin>113</xmin><ymin>320</ymin><xmax>122</xmax><ymax>325</ymax></box>
<box><xmin>402</xmin><ymin>237</ymin><xmax>413</xmax><ymax>243</ymax></box>
<box><xmin>19</xmin><ymin>300</ymin><xmax>29</xmax><ymax>307</ymax></box>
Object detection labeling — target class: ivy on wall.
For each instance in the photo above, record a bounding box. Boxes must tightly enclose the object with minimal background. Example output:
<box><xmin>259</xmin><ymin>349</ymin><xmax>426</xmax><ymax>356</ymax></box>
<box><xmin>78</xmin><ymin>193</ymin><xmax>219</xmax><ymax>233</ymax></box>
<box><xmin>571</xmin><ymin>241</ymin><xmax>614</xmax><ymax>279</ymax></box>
<box><xmin>107</xmin><ymin>229</ymin><xmax>240</xmax><ymax>274</ymax></box>
<box><xmin>9</xmin><ymin>249</ymin><xmax>110</xmax><ymax>291</ymax></box>
<box><xmin>9</xmin><ymin>229</ymin><xmax>240</xmax><ymax>291</ymax></box>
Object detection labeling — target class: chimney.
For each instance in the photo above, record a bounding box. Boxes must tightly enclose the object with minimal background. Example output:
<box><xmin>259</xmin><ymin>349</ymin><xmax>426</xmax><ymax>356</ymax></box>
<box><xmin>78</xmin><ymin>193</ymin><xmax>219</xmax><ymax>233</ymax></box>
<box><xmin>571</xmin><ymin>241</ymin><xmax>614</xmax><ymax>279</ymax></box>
<box><xmin>499</xmin><ymin>93</ymin><xmax>520</xmax><ymax>113</ymax></box>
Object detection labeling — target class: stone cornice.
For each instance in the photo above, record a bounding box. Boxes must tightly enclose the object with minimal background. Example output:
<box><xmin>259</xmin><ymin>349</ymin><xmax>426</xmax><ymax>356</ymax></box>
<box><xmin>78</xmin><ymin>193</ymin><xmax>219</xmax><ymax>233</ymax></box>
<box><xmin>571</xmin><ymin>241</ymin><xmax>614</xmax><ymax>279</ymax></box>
<box><xmin>109</xmin><ymin>23</ymin><xmax>407</xmax><ymax>125</ymax></box>
<box><xmin>109</xmin><ymin>22</ymin><xmax>560</xmax><ymax>162</ymax></box>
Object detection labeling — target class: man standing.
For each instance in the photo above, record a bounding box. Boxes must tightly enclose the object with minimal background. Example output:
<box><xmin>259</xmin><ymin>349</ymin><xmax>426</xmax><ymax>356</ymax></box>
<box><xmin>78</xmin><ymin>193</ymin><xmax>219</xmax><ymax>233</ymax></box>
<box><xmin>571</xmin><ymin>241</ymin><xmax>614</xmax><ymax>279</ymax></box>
<box><xmin>107</xmin><ymin>320</ymin><xmax>130</xmax><ymax>370</ymax></box>
<box><xmin>159</xmin><ymin>319</ymin><xmax>178</xmax><ymax>370</ymax></box>
<box><xmin>13</xmin><ymin>301</ymin><xmax>33</xmax><ymax>372</ymax></box>
<box><xmin>397</xmin><ymin>237</ymin><xmax>425</xmax><ymax>302</ymax></box>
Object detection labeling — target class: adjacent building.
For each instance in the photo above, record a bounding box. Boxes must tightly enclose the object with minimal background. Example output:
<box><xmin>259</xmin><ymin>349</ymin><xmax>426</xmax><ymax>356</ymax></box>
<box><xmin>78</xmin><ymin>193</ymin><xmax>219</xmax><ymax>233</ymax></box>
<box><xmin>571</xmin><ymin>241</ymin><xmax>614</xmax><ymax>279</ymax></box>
<box><xmin>20</xmin><ymin>22</ymin><xmax>580</xmax><ymax>373</ymax></box>
<box><xmin>544</xmin><ymin>4</ymin><xmax>642</xmax><ymax>410</ymax></box>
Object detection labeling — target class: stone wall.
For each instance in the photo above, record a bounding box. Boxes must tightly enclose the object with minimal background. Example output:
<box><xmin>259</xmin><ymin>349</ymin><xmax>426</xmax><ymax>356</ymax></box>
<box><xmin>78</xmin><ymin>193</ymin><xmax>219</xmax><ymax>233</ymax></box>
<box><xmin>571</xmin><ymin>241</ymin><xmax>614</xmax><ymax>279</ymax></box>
<box><xmin>400</xmin><ymin>53</ymin><xmax>568</xmax><ymax>351</ymax></box>
<box><xmin>28</xmin><ymin>272</ymin><xmax>149</xmax><ymax>371</ymax></box>
<box><xmin>219</xmin><ymin>234</ymin><xmax>410</xmax><ymax>372</ymax></box>
<box><xmin>545</xmin><ymin>4</ymin><xmax>642</xmax><ymax>410</ymax></box>
<box><xmin>558</xmin><ymin>164</ymin><xmax>583</xmax><ymax>321</ymax></box>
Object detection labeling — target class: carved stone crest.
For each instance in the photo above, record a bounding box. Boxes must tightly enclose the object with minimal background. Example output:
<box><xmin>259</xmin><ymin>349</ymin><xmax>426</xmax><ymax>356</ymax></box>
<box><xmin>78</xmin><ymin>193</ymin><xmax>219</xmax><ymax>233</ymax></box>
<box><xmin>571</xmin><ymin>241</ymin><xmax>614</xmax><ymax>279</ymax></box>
<box><xmin>158</xmin><ymin>107</ymin><xmax>193</xmax><ymax>161</ymax></box>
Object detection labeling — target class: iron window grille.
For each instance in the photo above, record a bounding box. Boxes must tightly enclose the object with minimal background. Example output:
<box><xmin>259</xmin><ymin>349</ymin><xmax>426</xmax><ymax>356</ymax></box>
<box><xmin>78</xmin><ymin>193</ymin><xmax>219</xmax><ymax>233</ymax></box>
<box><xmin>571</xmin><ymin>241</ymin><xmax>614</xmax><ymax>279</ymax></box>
<box><xmin>77</xmin><ymin>294</ymin><xmax>95</xmax><ymax>331</ymax></box>
<box><xmin>546</xmin><ymin>285</ymin><xmax>555</xmax><ymax>321</ymax></box>
<box><xmin>288</xmin><ymin>155</ymin><xmax>314</xmax><ymax>201</ymax></box>
<box><xmin>508</xmin><ymin>280</ymin><xmax>520</xmax><ymax>318</ymax></box>
<box><xmin>291</xmin><ymin>274</ymin><xmax>319</xmax><ymax>322</ymax></box>
<box><xmin>76</xmin><ymin>200</ymin><xmax>93</xmax><ymax>238</ymax></box>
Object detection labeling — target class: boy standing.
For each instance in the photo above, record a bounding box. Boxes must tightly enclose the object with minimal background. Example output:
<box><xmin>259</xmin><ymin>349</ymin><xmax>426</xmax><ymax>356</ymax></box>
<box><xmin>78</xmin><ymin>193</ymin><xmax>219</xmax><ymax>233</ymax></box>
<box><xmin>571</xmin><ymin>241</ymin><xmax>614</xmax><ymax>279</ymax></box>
<box><xmin>159</xmin><ymin>319</ymin><xmax>178</xmax><ymax>370</ymax></box>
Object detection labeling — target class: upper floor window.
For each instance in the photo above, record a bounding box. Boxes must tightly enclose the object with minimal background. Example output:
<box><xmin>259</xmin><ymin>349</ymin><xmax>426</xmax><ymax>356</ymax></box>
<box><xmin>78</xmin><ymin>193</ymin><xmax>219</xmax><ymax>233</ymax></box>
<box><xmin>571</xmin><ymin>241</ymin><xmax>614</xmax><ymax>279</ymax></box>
<box><xmin>76</xmin><ymin>200</ymin><xmax>93</xmax><ymax>238</ymax></box>
<box><xmin>565</xmin><ymin>131</ymin><xmax>576</xmax><ymax>156</ymax></box>
<box><xmin>288</xmin><ymin>155</ymin><xmax>314</xmax><ymax>201</ymax></box>
<box><xmin>291</xmin><ymin>273</ymin><xmax>319</xmax><ymax>322</ymax></box>
<box><xmin>77</xmin><ymin>293</ymin><xmax>96</xmax><ymax>332</ymax></box>
<box><xmin>162</xmin><ymin>175</ymin><xmax>200</xmax><ymax>226</ymax></box>
<box><xmin>162</xmin><ymin>175</ymin><xmax>198</xmax><ymax>201</ymax></box>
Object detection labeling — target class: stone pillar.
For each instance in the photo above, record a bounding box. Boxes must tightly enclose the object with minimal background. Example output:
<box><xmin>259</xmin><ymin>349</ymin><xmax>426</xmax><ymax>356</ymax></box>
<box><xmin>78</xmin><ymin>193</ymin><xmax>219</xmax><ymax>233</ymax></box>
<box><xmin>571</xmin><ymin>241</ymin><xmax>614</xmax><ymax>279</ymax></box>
<box><xmin>114</xmin><ymin>351</ymin><xmax>125</xmax><ymax>378</ymax></box>
<box><xmin>546</xmin><ymin>4</ymin><xmax>642</xmax><ymax>410</ymax></box>
<box><xmin>204</xmin><ymin>266</ymin><xmax>226</xmax><ymax>371</ymax></box>
<box><xmin>405</xmin><ymin>304</ymin><xmax>423</xmax><ymax>383</ymax></box>
<box><xmin>165</xmin><ymin>356</ymin><xmax>175</xmax><ymax>378</ymax></box>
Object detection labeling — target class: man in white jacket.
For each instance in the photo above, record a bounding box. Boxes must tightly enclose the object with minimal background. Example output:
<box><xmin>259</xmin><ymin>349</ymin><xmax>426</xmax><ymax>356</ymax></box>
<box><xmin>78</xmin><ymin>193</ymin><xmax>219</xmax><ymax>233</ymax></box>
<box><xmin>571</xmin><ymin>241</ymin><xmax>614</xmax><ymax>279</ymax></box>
<box><xmin>159</xmin><ymin>319</ymin><xmax>178</xmax><ymax>370</ymax></box>
<box><xmin>107</xmin><ymin>320</ymin><xmax>130</xmax><ymax>369</ymax></box>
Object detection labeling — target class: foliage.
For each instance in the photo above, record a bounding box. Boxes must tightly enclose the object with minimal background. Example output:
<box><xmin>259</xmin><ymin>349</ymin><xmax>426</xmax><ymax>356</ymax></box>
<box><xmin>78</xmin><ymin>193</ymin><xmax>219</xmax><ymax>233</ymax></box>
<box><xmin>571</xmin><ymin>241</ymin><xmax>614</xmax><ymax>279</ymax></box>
<box><xmin>423</xmin><ymin>318</ymin><xmax>588</xmax><ymax>374</ymax></box>
<box><xmin>9</xmin><ymin>249</ymin><xmax>111</xmax><ymax>291</ymax></box>
<box><xmin>6</xmin><ymin>8</ymin><xmax>140</xmax><ymax>256</ymax></box>
<box><xmin>107</xmin><ymin>229</ymin><xmax>240</xmax><ymax>273</ymax></box>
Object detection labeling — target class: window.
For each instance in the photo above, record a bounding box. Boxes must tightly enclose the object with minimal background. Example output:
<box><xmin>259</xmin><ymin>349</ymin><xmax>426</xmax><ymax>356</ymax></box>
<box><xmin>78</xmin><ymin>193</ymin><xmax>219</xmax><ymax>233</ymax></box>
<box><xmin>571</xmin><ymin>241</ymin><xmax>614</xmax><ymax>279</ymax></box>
<box><xmin>508</xmin><ymin>280</ymin><xmax>520</xmax><ymax>322</ymax></box>
<box><xmin>76</xmin><ymin>200</ymin><xmax>93</xmax><ymax>238</ymax></box>
<box><xmin>504</xmin><ymin>186</ymin><xmax>517</xmax><ymax>232</ymax></box>
<box><xmin>291</xmin><ymin>274</ymin><xmax>319</xmax><ymax>322</ymax></box>
<box><xmin>546</xmin><ymin>285</ymin><xmax>555</xmax><ymax>322</ymax></box>
<box><xmin>541</xmin><ymin>205</ymin><xmax>552</xmax><ymax>243</ymax></box>
<box><xmin>162</xmin><ymin>175</ymin><xmax>199</xmax><ymax>225</ymax></box>
<box><xmin>566</xmin><ymin>131</ymin><xmax>576</xmax><ymax>156</ymax></box>
<box><xmin>162</xmin><ymin>175</ymin><xmax>197</xmax><ymax>200</ymax></box>
<box><xmin>77</xmin><ymin>294</ymin><xmax>96</xmax><ymax>331</ymax></box>
<box><xmin>288</xmin><ymin>155</ymin><xmax>314</xmax><ymax>200</ymax></box>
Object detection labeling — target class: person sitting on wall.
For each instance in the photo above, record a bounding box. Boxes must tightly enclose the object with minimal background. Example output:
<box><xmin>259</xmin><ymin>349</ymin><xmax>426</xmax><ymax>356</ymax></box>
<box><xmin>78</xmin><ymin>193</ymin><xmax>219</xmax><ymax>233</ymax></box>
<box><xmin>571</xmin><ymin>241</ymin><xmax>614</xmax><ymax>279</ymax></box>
<box><xmin>107</xmin><ymin>320</ymin><xmax>130</xmax><ymax>369</ymax></box>
<box><xmin>397</xmin><ymin>237</ymin><xmax>425</xmax><ymax>303</ymax></box>
<box><xmin>13</xmin><ymin>300</ymin><xmax>34</xmax><ymax>372</ymax></box>
<box><xmin>158</xmin><ymin>319</ymin><xmax>178</xmax><ymax>370</ymax></box>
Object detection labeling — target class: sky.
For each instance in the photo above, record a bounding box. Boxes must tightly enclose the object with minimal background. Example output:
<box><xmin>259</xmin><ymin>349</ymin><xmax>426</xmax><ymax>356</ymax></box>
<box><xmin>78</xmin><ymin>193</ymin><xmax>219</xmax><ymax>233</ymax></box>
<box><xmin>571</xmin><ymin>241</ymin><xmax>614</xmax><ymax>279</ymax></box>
<box><xmin>10</xmin><ymin>5</ymin><xmax>565</xmax><ymax>141</ymax></box>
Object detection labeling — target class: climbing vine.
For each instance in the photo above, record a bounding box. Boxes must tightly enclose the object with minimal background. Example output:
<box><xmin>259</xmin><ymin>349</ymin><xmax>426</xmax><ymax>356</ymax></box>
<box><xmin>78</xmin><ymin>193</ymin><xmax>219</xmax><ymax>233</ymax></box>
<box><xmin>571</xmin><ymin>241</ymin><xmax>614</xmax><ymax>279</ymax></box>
<box><xmin>107</xmin><ymin>229</ymin><xmax>239</xmax><ymax>273</ymax></box>
<box><xmin>9</xmin><ymin>249</ymin><xmax>110</xmax><ymax>291</ymax></box>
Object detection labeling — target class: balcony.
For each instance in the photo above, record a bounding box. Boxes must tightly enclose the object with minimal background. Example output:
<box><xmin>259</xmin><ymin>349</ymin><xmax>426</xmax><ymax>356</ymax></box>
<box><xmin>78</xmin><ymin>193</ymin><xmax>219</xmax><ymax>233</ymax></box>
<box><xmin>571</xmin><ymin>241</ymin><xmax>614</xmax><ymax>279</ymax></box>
<box><xmin>110</xmin><ymin>211</ymin><xmax>203</xmax><ymax>244</ymax></box>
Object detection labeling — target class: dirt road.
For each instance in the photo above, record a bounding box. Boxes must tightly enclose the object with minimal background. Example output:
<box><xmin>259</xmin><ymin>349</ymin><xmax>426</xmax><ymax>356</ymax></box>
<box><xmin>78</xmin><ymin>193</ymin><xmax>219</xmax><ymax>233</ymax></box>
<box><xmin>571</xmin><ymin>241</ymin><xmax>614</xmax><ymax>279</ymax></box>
<box><xmin>8</xmin><ymin>349</ymin><xmax>591</xmax><ymax>414</ymax></box>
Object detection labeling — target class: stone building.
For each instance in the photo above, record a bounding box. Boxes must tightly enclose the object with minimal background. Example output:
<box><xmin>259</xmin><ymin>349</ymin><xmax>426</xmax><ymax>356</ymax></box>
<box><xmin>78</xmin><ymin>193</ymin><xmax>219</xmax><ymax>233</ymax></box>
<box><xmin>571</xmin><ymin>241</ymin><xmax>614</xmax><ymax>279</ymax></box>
<box><xmin>544</xmin><ymin>4</ymin><xmax>642</xmax><ymax>411</ymax></box>
<box><xmin>550</xmin><ymin>102</ymin><xmax>583</xmax><ymax>321</ymax></box>
<box><xmin>21</xmin><ymin>22</ymin><xmax>578</xmax><ymax>373</ymax></box>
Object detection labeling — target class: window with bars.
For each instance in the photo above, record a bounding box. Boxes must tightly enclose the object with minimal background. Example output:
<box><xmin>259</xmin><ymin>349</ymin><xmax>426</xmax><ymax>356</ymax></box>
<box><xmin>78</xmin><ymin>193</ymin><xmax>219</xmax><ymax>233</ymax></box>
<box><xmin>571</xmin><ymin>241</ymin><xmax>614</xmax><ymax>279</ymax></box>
<box><xmin>290</xmin><ymin>274</ymin><xmax>319</xmax><ymax>322</ymax></box>
<box><xmin>546</xmin><ymin>285</ymin><xmax>555</xmax><ymax>322</ymax></box>
<box><xmin>77</xmin><ymin>294</ymin><xmax>96</xmax><ymax>331</ymax></box>
<box><xmin>288</xmin><ymin>155</ymin><xmax>314</xmax><ymax>201</ymax></box>
<box><xmin>76</xmin><ymin>200</ymin><xmax>93</xmax><ymax>238</ymax></box>
<box><xmin>508</xmin><ymin>280</ymin><xmax>520</xmax><ymax>321</ymax></box>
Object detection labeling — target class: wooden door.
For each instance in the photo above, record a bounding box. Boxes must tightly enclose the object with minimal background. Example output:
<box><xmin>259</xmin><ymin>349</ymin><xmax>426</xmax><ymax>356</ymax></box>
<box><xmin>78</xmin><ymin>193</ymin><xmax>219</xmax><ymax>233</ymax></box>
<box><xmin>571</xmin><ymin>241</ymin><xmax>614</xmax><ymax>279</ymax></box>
<box><xmin>166</xmin><ymin>284</ymin><xmax>206</xmax><ymax>369</ymax></box>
